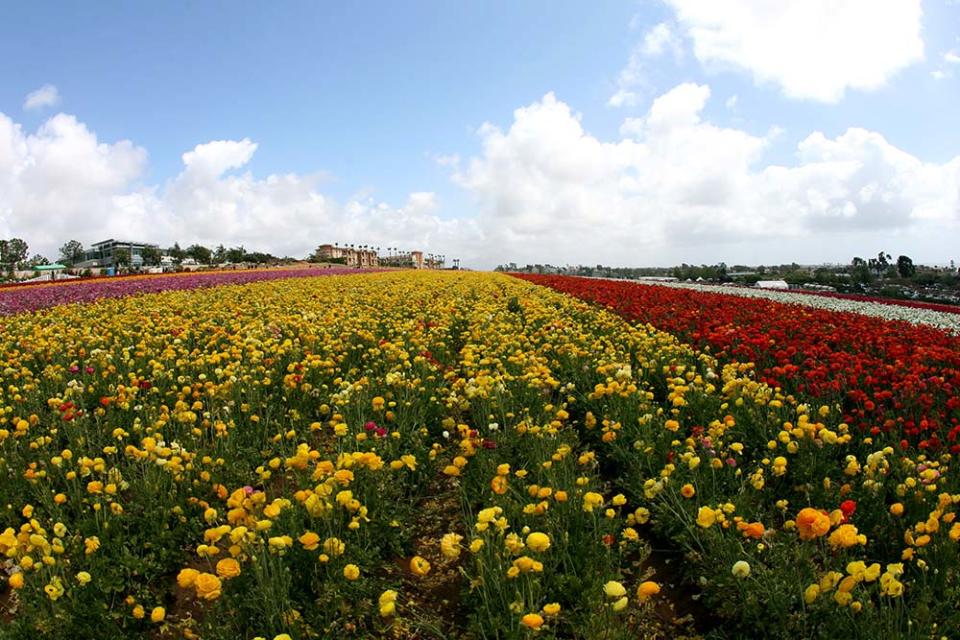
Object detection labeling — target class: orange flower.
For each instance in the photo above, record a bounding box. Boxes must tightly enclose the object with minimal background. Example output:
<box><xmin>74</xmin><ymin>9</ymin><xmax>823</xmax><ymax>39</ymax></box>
<box><xmin>490</xmin><ymin>475</ymin><xmax>508</xmax><ymax>495</ymax></box>
<box><xmin>637</xmin><ymin>581</ymin><xmax>661</xmax><ymax>601</ymax></box>
<box><xmin>521</xmin><ymin>613</ymin><xmax>545</xmax><ymax>629</ymax></box>
<box><xmin>796</xmin><ymin>508</ymin><xmax>831</xmax><ymax>541</ymax></box>
<box><xmin>738</xmin><ymin>521</ymin><xmax>765</xmax><ymax>539</ymax></box>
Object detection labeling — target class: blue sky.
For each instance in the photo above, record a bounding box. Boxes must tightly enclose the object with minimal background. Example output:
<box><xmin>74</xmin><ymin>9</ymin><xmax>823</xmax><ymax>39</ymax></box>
<box><xmin>2</xmin><ymin>1</ymin><xmax>959</xmax><ymax>267</ymax></box>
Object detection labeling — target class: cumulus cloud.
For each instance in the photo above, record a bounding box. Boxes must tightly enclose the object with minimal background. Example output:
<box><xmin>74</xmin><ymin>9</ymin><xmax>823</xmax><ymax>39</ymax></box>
<box><xmin>0</xmin><ymin>110</ymin><xmax>475</xmax><ymax>262</ymax></box>
<box><xmin>23</xmin><ymin>84</ymin><xmax>61</xmax><ymax>111</ymax></box>
<box><xmin>2</xmin><ymin>90</ymin><xmax>958</xmax><ymax>271</ymax></box>
<box><xmin>608</xmin><ymin>22</ymin><xmax>682</xmax><ymax>108</ymax></box>
<box><xmin>454</xmin><ymin>88</ymin><xmax>960</xmax><ymax>266</ymax></box>
<box><xmin>662</xmin><ymin>0</ymin><xmax>924</xmax><ymax>102</ymax></box>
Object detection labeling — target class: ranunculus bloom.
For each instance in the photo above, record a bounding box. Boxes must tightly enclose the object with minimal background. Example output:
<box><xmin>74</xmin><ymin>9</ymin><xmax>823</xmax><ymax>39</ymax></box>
<box><xmin>526</xmin><ymin>532</ymin><xmax>551</xmax><ymax>553</ymax></box>
<box><xmin>216</xmin><ymin>558</ymin><xmax>241</xmax><ymax>579</ymax></box>
<box><xmin>177</xmin><ymin>568</ymin><xmax>200</xmax><ymax>589</ymax></box>
<box><xmin>440</xmin><ymin>533</ymin><xmax>463</xmax><ymax>559</ymax></box>
<box><xmin>696</xmin><ymin>506</ymin><xmax>716</xmax><ymax>528</ymax></box>
<box><xmin>521</xmin><ymin>613</ymin><xmax>545</xmax><ymax>629</ymax></box>
<box><xmin>732</xmin><ymin>560</ymin><xmax>751</xmax><ymax>578</ymax></box>
<box><xmin>637</xmin><ymin>581</ymin><xmax>661</xmax><ymax>601</ymax></box>
<box><xmin>409</xmin><ymin>555</ymin><xmax>431</xmax><ymax>576</ymax></box>
<box><xmin>298</xmin><ymin>531</ymin><xmax>321</xmax><ymax>551</ymax></box>
<box><xmin>194</xmin><ymin>573</ymin><xmax>223</xmax><ymax>600</ymax></box>
<box><xmin>604</xmin><ymin>581</ymin><xmax>627</xmax><ymax>598</ymax></box>
<box><xmin>828</xmin><ymin>524</ymin><xmax>865</xmax><ymax>549</ymax></box>
<box><xmin>796</xmin><ymin>508</ymin><xmax>831</xmax><ymax>540</ymax></box>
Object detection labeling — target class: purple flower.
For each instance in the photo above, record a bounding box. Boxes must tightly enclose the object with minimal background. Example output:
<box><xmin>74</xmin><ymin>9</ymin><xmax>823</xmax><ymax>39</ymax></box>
<box><xmin>0</xmin><ymin>267</ymin><xmax>371</xmax><ymax>316</ymax></box>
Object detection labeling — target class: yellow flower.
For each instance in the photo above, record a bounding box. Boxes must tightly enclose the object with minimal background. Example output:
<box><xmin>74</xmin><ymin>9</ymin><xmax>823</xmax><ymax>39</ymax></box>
<box><xmin>194</xmin><ymin>573</ymin><xmax>223</xmax><ymax>600</ymax></box>
<box><xmin>827</xmin><ymin>524</ymin><xmax>865</xmax><ymax>550</ymax></box>
<box><xmin>343</xmin><ymin>564</ymin><xmax>360</xmax><ymax>580</ymax></box>
<box><xmin>441</xmin><ymin>533</ymin><xmax>463</xmax><ymax>559</ymax></box>
<box><xmin>8</xmin><ymin>572</ymin><xmax>24</xmax><ymax>590</ymax></box>
<box><xmin>603</xmin><ymin>581</ymin><xmax>627</xmax><ymax>598</ymax></box>
<box><xmin>521</xmin><ymin>613</ymin><xmax>545</xmax><ymax>629</ymax></box>
<box><xmin>151</xmin><ymin>606</ymin><xmax>166</xmax><ymax>623</ymax></box>
<box><xmin>44</xmin><ymin>577</ymin><xmax>64</xmax><ymax>601</ymax></box>
<box><xmin>696</xmin><ymin>506</ymin><xmax>716</xmax><ymax>528</ymax></box>
<box><xmin>84</xmin><ymin>536</ymin><xmax>101</xmax><ymax>555</ymax></box>
<box><xmin>409</xmin><ymin>555</ymin><xmax>431</xmax><ymax>577</ymax></box>
<box><xmin>525</xmin><ymin>532</ymin><xmax>551</xmax><ymax>553</ymax></box>
<box><xmin>542</xmin><ymin>602</ymin><xmax>561</xmax><ymax>616</ymax></box>
<box><xmin>803</xmin><ymin>584</ymin><xmax>819</xmax><ymax>604</ymax></box>
<box><xmin>732</xmin><ymin>561</ymin><xmax>751</xmax><ymax>578</ymax></box>
<box><xmin>177</xmin><ymin>568</ymin><xmax>200</xmax><ymax>589</ymax></box>
<box><xmin>379</xmin><ymin>589</ymin><xmax>398</xmax><ymax>617</ymax></box>
<box><xmin>583</xmin><ymin>492</ymin><xmax>604</xmax><ymax>512</ymax></box>
<box><xmin>680</xmin><ymin>483</ymin><xmax>696</xmax><ymax>498</ymax></box>
<box><xmin>216</xmin><ymin>558</ymin><xmax>241</xmax><ymax>579</ymax></box>
<box><xmin>133</xmin><ymin>605</ymin><xmax>145</xmax><ymax>619</ymax></box>
<box><xmin>76</xmin><ymin>571</ymin><xmax>92</xmax><ymax>585</ymax></box>
<box><xmin>323</xmin><ymin>537</ymin><xmax>345</xmax><ymax>556</ymax></box>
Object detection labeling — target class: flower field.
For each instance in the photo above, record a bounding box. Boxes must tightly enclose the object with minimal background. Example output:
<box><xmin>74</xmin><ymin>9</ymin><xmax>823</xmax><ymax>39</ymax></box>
<box><xmin>2</xmin><ymin>271</ymin><xmax>959</xmax><ymax>639</ymax></box>
<box><xmin>0</xmin><ymin>267</ymin><xmax>358</xmax><ymax>316</ymax></box>
<box><xmin>519</xmin><ymin>275</ymin><xmax>960</xmax><ymax>450</ymax></box>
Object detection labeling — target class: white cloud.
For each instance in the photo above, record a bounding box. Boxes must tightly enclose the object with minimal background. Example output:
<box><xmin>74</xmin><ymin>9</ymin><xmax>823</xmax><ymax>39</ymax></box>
<box><xmin>608</xmin><ymin>22</ymin><xmax>682</xmax><ymax>108</ymax></box>
<box><xmin>608</xmin><ymin>46</ymin><xmax>647</xmax><ymax>107</ymax></box>
<box><xmin>2</xmin><ymin>91</ymin><xmax>958</xmax><ymax>271</ymax></box>
<box><xmin>0</xmin><ymin>110</ymin><xmax>476</xmax><ymax>262</ymax></box>
<box><xmin>23</xmin><ymin>84</ymin><xmax>61</xmax><ymax>111</ymax></box>
<box><xmin>663</xmin><ymin>0</ymin><xmax>924</xmax><ymax>102</ymax></box>
<box><xmin>642</xmin><ymin>22</ymin><xmax>682</xmax><ymax>57</ymax></box>
<box><xmin>454</xmin><ymin>88</ymin><xmax>960</xmax><ymax>266</ymax></box>
<box><xmin>725</xmin><ymin>94</ymin><xmax>738</xmax><ymax>110</ymax></box>
<box><xmin>946</xmin><ymin>51</ymin><xmax>960</xmax><ymax>65</ymax></box>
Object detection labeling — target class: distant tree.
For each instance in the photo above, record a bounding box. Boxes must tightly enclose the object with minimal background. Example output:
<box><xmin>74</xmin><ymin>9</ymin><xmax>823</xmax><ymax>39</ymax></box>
<box><xmin>870</xmin><ymin>252</ymin><xmax>892</xmax><ymax>277</ymax></box>
<box><xmin>168</xmin><ymin>242</ymin><xmax>186</xmax><ymax>263</ymax></box>
<box><xmin>113</xmin><ymin>247</ymin><xmax>131</xmax><ymax>269</ymax></box>
<box><xmin>28</xmin><ymin>254</ymin><xmax>50</xmax><ymax>267</ymax></box>
<box><xmin>308</xmin><ymin>245</ymin><xmax>326</xmax><ymax>263</ymax></box>
<box><xmin>0</xmin><ymin>238</ymin><xmax>29</xmax><ymax>271</ymax></box>
<box><xmin>59</xmin><ymin>240</ymin><xmax>85</xmax><ymax>265</ymax></box>
<box><xmin>225</xmin><ymin>246</ymin><xmax>246</xmax><ymax>263</ymax></box>
<box><xmin>186</xmin><ymin>244</ymin><xmax>212</xmax><ymax>264</ymax></box>
<box><xmin>141</xmin><ymin>246</ymin><xmax>162</xmax><ymax>266</ymax></box>
<box><xmin>896</xmin><ymin>255</ymin><xmax>916</xmax><ymax>278</ymax></box>
<box><xmin>213</xmin><ymin>244</ymin><xmax>227</xmax><ymax>264</ymax></box>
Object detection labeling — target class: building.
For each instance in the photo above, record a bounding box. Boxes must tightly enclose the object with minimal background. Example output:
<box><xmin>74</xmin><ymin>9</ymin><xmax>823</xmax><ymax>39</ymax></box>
<box><xmin>315</xmin><ymin>244</ymin><xmax>379</xmax><ymax>268</ymax></box>
<box><xmin>755</xmin><ymin>279</ymin><xmax>790</xmax><ymax>290</ymax></box>
<box><xmin>380</xmin><ymin>250</ymin><xmax>445</xmax><ymax>270</ymax></box>
<box><xmin>76</xmin><ymin>239</ymin><xmax>160</xmax><ymax>269</ymax></box>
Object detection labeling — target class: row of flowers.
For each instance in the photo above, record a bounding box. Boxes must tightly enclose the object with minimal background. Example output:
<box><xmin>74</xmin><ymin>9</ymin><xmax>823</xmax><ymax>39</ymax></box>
<box><xmin>517</xmin><ymin>274</ymin><xmax>960</xmax><ymax>453</ymax></box>
<box><xmin>0</xmin><ymin>266</ymin><xmax>362</xmax><ymax>316</ymax></box>
<box><xmin>2</xmin><ymin>271</ymin><xmax>957</xmax><ymax>638</ymax></box>
<box><xmin>592</xmin><ymin>277</ymin><xmax>960</xmax><ymax>332</ymax></box>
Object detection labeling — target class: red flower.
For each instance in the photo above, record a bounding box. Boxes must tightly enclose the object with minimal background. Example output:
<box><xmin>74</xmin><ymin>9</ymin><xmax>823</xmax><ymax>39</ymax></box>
<box><xmin>840</xmin><ymin>500</ymin><xmax>857</xmax><ymax>520</ymax></box>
